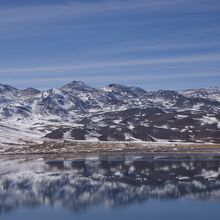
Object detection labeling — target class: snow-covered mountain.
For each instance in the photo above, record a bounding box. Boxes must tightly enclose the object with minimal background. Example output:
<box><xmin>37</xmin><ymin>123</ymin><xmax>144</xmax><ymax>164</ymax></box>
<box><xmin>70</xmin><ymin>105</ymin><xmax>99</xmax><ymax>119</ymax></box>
<box><xmin>0</xmin><ymin>81</ymin><xmax>220</xmax><ymax>148</ymax></box>
<box><xmin>182</xmin><ymin>87</ymin><xmax>220</xmax><ymax>102</ymax></box>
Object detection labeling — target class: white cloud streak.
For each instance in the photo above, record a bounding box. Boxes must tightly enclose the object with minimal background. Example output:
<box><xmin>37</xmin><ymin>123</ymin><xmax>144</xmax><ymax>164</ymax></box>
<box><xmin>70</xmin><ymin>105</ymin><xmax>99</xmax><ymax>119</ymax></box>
<box><xmin>0</xmin><ymin>0</ymin><xmax>176</xmax><ymax>24</ymax></box>
<box><xmin>0</xmin><ymin>0</ymin><xmax>219</xmax><ymax>27</ymax></box>
<box><xmin>0</xmin><ymin>53</ymin><xmax>219</xmax><ymax>74</ymax></box>
<box><xmin>106</xmin><ymin>42</ymin><xmax>220</xmax><ymax>53</ymax></box>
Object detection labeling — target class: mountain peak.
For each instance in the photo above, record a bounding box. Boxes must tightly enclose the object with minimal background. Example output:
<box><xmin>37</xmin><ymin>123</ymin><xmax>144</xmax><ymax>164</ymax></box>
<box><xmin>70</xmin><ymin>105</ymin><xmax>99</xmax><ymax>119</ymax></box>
<box><xmin>61</xmin><ymin>81</ymin><xmax>94</xmax><ymax>92</ymax></box>
<box><xmin>0</xmin><ymin>84</ymin><xmax>18</xmax><ymax>93</ymax></box>
<box><xmin>67</xmin><ymin>80</ymin><xmax>89</xmax><ymax>87</ymax></box>
<box><xmin>22</xmin><ymin>88</ymin><xmax>41</xmax><ymax>95</ymax></box>
<box><xmin>99</xmin><ymin>83</ymin><xmax>129</xmax><ymax>93</ymax></box>
<box><xmin>108</xmin><ymin>83</ymin><xmax>126</xmax><ymax>89</ymax></box>
<box><xmin>69</xmin><ymin>80</ymin><xmax>87</xmax><ymax>86</ymax></box>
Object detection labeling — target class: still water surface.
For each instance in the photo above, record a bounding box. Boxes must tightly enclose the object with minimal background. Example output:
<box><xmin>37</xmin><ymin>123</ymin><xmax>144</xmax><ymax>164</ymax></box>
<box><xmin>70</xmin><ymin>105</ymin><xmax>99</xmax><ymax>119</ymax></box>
<box><xmin>1</xmin><ymin>154</ymin><xmax>220</xmax><ymax>219</ymax></box>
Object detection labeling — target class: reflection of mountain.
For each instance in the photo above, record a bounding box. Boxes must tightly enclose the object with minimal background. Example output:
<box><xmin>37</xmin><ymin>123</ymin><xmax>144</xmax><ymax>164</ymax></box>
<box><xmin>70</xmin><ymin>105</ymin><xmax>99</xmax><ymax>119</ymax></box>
<box><xmin>1</xmin><ymin>157</ymin><xmax>220</xmax><ymax>214</ymax></box>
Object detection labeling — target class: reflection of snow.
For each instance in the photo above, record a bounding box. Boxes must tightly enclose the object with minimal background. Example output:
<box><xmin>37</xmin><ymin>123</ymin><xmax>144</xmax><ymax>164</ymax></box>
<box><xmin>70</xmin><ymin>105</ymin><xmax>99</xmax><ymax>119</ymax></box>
<box><xmin>0</xmin><ymin>156</ymin><xmax>220</xmax><ymax>213</ymax></box>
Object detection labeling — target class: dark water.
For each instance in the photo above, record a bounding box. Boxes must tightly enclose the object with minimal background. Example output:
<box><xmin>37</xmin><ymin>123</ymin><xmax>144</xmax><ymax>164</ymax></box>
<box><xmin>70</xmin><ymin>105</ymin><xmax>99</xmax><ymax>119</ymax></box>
<box><xmin>1</xmin><ymin>154</ymin><xmax>220</xmax><ymax>219</ymax></box>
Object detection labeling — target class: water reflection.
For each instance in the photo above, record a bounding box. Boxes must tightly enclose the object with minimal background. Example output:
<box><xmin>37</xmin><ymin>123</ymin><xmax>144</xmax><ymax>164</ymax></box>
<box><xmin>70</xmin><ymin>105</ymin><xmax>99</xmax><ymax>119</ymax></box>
<box><xmin>1</xmin><ymin>155</ymin><xmax>220</xmax><ymax>214</ymax></box>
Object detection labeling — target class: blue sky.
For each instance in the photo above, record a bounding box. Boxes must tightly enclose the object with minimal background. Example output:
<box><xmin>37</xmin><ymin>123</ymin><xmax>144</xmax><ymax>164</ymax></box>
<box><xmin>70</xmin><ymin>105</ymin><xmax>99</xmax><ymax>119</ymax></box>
<box><xmin>0</xmin><ymin>0</ymin><xmax>220</xmax><ymax>90</ymax></box>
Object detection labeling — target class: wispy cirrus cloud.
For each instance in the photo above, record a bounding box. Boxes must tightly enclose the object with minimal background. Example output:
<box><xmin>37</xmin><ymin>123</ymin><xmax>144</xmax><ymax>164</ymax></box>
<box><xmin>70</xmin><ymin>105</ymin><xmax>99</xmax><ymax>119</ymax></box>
<box><xmin>0</xmin><ymin>0</ymin><xmax>176</xmax><ymax>25</ymax></box>
<box><xmin>4</xmin><ymin>71</ymin><xmax>220</xmax><ymax>91</ymax></box>
<box><xmin>94</xmin><ymin>42</ymin><xmax>220</xmax><ymax>55</ymax></box>
<box><xmin>0</xmin><ymin>53</ymin><xmax>219</xmax><ymax>74</ymax></box>
<box><xmin>0</xmin><ymin>0</ymin><xmax>219</xmax><ymax>90</ymax></box>
<box><xmin>0</xmin><ymin>0</ymin><xmax>219</xmax><ymax>27</ymax></box>
<box><xmin>0</xmin><ymin>0</ymin><xmax>219</xmax><ymax>44</ymax></box>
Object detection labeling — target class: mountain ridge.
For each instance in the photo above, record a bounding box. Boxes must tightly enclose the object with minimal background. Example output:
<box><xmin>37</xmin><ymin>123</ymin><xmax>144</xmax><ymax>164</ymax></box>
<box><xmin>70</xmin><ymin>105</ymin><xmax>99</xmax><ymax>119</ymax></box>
<box><xmin>0</xmin><ymin>81</ymin><xmax>220</xmax><ymax>148</ymax></box>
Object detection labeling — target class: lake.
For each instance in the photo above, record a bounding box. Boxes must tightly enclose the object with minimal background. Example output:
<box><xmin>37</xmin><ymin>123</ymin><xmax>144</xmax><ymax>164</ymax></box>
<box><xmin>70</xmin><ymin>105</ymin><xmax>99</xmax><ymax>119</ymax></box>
<box><xmin>1</xmin><ymin>154</ymin><xmax>220</xmax><ymax>219</ymax></box>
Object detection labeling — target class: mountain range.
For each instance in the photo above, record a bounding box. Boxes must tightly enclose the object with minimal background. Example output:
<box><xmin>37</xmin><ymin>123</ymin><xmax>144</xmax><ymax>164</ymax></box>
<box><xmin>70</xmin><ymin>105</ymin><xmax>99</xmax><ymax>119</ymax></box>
<box><xmin>0</xmin><ymin>81</ymin><xmax>220</xmax><ymax>150</ymax></box>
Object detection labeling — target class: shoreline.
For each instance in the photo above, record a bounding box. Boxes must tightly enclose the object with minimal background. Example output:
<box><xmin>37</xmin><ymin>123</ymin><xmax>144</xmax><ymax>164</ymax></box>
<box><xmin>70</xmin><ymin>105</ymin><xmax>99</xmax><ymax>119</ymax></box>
<box><xmin>1</xmin><ymin>140</ymin><xmax>220</xmax><ymax>155</ymax></box>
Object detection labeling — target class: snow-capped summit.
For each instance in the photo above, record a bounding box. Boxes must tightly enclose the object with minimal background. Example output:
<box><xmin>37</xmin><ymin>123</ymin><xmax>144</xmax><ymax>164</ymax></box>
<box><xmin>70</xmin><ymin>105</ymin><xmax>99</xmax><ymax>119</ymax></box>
<box><xmin>21</xmin><ymin>88</ymin><xmax>41</xmax><ymax>96</ymax></box>
<box><xmin>99</xmin><ymin>84</ymin><xmax>147</xmax><ymax>102</ymax></box>
<box><xmin>61</xmin><ymin>80</ymin><xmax>95</xmax><ymax>93</ymax></box>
